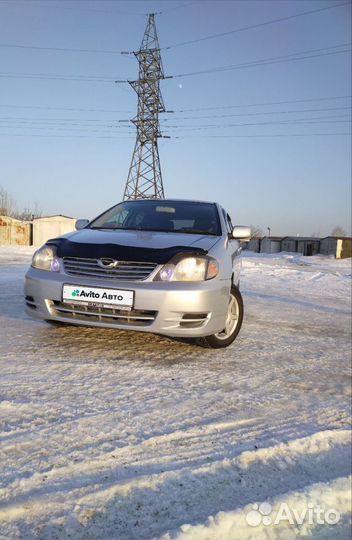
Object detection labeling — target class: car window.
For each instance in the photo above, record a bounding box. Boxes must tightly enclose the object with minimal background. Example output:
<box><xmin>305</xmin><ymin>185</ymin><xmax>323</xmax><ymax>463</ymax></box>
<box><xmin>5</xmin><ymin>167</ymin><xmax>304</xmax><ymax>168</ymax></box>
<box><xmin>227</xmin><ymin>213</ymin><xmax>234</xmax><ymax>233</ymax></box>
<box><xmin>104</xmin><ymin>209</ymin><xmax>128</xmax><ymax>226</ymax></box>
<box><xmin>222</xmin><ymin>209</ymin><xmax>233</xmax><ymax>234</ymax></box>
<box><xmin>90</xmin><ymin>201</ymin><xmax>221</xmax><ymax>235</ymax></box>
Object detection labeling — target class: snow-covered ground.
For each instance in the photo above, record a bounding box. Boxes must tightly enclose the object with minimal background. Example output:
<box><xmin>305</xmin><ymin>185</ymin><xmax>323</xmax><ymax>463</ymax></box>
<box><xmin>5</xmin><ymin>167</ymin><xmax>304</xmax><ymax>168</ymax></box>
<box><xmin>0</xmin><ymin>247</ymin><xmax>351</xmax><ymax>540</ymax></box>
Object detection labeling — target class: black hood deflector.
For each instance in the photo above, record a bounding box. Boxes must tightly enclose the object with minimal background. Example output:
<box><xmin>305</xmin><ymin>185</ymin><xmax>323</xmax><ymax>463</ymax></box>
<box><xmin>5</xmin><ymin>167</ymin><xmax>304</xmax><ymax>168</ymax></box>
<box><xmin>47</xmin><ymin>237</ymin><xmax>208</xmax><ymax>264</ymax></box>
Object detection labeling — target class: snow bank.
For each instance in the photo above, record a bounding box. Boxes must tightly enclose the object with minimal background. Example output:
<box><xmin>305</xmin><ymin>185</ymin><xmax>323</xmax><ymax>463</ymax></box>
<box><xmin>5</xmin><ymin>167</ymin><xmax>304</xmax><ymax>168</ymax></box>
<box><xmin>161</xmin><ymin>475</ymin><xmax>351</xmax><ymax>540</ymax></box>
<box><xmin>0</xmin><ymin>246</ymin><xmax>36</xmax><ymax>263</ymax></box>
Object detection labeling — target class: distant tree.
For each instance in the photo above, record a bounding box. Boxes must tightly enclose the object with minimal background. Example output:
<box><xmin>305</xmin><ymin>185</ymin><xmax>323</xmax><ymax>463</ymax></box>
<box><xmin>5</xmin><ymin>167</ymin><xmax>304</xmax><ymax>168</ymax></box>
<box><xmin>331</xmin><ymin>226</ymin><xmax>346</xmax><ymax>237</ymax></box>
<box><xmin>0</xmin><ymin>185</ymin><xmax>42</xmax><ymax>220</ymax></box>
<box><xmin>15</xmin><ymin>202</ymin><xmax>42</xmax><ymax>221</ymax></box>
<box><xmin>0</xmin><ymin>185</ymin><xmax>17</xmax><ymax>216</ymax></box>
<box><xmin>249</xmin><ymin>225</ymin><xmax>263</xmax><ymax>238</ymax></box>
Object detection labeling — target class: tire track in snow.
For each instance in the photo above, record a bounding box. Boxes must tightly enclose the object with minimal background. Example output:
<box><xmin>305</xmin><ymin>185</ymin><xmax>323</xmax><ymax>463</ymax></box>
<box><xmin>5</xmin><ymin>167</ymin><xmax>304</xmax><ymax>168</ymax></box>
<box><xmin>1</xmin><ymin>430</ymin><xmax>350</xmax><ymax>540</ymax></box>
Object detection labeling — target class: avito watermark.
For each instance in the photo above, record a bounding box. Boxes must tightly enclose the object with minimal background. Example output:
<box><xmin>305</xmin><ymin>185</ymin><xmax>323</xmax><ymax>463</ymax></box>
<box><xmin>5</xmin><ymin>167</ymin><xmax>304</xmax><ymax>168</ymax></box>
<box><xmin>246</xmin><ymin>502</ymin><xmax>340</xmax><ymax>528</ymax></box>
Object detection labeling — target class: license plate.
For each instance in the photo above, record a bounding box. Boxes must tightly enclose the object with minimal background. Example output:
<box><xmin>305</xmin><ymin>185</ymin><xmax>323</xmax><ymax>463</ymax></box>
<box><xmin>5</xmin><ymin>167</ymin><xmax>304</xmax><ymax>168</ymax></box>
<box><xmin>62</xmin><ymin>284</ymin><xmax>134</xmax><ymax>310</ymax></box>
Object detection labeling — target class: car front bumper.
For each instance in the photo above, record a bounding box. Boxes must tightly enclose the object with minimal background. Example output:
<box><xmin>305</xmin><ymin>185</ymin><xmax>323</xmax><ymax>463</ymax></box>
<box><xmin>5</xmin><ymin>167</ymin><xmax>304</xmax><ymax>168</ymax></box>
<box><xmin>24</xmin><ymin>267</ymin><xmax>231</xmax><ymax>337</ymax></box>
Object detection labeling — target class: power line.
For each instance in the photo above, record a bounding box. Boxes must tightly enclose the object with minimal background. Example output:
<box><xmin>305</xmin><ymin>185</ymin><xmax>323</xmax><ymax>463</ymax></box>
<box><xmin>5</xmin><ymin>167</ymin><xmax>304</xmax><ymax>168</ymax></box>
<box><xmin>0</xmin><ymin>43</ymin><xmax>131</xmax><ymax>55</ymax></box>
<box><xmin>0</xmin><ymin>117</ymin><xmax>128</xmax><ymax>123</ymax></box>
<box><xmin>0</xmin><ymin>121</ymin><xmax>133</xmax><ymax>131</ymax></box>
<box><xmin>0</xmin><ymin>0</ymin><xmax>146</xmax><ymax>16</ymax></box>
<box><xmin>162</xmin><ymin>119</ymin><xmax>351</xmax><ymax>132</ymax></box>
<box><xmin>2</xmin><ymin>120</ymin><xmax>347</xmax><ymax>133</ymax></box>
<box><xmin>169</xmin><ymin>106</ymin><xmax>352</xmax><ymax>121</ymax></box>
<box><xmin>1</xmin><ymin>44</ymin><xmax>349</xmax><ymax>84</ymax></box>
<box><xmin>162</xmin><ymin>1</ymin><xmax>351</xmax><ymax>50</ymax></box>
<box><xmin>0</xmin><ymin>122</ymin><xmax>134</xmax><ymax>132</ymax></box>
<box><xmin>0</xmin><ymin>96</ymin><xmax>349</xmax><ymax>115</ymax></box>
<box><xmin>3</xmin><ymin>106</ymin><xmax>350</xmax><ymax>124</ymax></box>
<box><xmin>1</xmin><ymin>0</ymin><xmax>349</xmax><ymax>43</ymax></box>
<box><xmin>0</xmin><ymin>132</ymin><xmax>136</xmax><ymax>139</ymax></box>
<box><xmin>175</xmin><ymin>95</ymin><xmax>352</xmax><ymax>113</ymax></box>
<box><xmin>2</xmin><ymin>111</ymin><xmax>349</xmax><ymax>129</ymax></box>
<box><xmin>154</xmin><ymin>1</ymin><xmax>200</xmax><ymax>16</ymax></box>
<box><xmin>172</xmin><ymin>44</ymin><xmax>351</xmax><ymax>78</ymax></box>
<box><xmin>1</xmin><ymin>0</ymin><xmax>199</xmax><ymax>17</ymax></box>
<box><xmin>0</xmin><ymin>131</ymin><xmax>349</xmax><ymax>140</ymax></box>
<box><xmin>0</xmin><ymin>71</ymin><xmax>118</xmax><ymax>82</ymax></box>
<box><xmin>169</xmin><ymin>132</ymin><xmax>352</xmax><ymax>139</ymax></box>
<box><xmin>0</xmin><ymin>121</ymin><xmax>132</xmax><ymax>129</ymax></box>
<box><xmin>1</xmin><ymin>113</ymin><xmax>349</xmax><ymax>132</ymax></box>
<box><xmin>0</xmin><ymin>104</ymin><xmax>132</xmax><ymax>113</ymax></box>
<box><xmin>1</xmin><ymin>2</ymin><xmax>349</xmax><ymax>56</ymax></box>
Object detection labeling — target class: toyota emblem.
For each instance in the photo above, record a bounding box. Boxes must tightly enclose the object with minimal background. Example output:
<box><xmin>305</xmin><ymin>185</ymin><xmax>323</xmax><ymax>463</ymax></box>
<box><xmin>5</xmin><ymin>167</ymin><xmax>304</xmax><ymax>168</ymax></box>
<box><xmin>97</xmin><ymin>258</ymin><xmax>118</xmax><ymax>269</ymax></box>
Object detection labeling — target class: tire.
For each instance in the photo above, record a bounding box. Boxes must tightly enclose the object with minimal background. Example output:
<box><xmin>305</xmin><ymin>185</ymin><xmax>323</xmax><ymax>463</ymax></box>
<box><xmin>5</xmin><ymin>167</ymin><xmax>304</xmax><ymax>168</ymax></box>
<box><xmin>202</xmin><ymin>285</ymin><xmax>244</xmax><ymax>348</ymax></box>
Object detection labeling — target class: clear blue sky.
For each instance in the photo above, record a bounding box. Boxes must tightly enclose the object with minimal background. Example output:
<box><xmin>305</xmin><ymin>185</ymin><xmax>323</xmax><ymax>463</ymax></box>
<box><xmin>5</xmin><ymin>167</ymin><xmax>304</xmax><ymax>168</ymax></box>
<box><xmin>1</xmin><ymin>0</ymin><xmax>351</xmax><ymax>236</ymax></box>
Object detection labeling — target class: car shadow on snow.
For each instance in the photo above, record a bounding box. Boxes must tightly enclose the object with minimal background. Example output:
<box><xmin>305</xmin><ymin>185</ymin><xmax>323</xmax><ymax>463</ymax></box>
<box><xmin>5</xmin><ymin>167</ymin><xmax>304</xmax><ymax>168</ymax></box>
<box><xmin>9</xmin><ymin>321</ymin><xmax>216</xmax><ymax>364</ymax></box>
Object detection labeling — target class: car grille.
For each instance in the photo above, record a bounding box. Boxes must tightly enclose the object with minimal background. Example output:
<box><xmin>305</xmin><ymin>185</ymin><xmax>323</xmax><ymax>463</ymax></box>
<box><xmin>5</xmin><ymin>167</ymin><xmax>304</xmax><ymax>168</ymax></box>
<box><xmin>63</xmin><ymin>257</ymin><xmax>158</xmax><ymax>281</ymax></box>
<box><xmin>49</xmin><ymin>300</ymin><xmax>157</xmax><ymax>327</ymax></box>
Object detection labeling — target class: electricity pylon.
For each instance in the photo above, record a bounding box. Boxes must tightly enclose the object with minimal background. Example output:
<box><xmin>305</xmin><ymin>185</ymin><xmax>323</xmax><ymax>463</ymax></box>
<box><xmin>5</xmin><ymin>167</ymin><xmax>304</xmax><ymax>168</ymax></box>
<box><xmin>123</xmin><ymin>14</ymin><xmax>166</xmax><ymax>200</ymax></box>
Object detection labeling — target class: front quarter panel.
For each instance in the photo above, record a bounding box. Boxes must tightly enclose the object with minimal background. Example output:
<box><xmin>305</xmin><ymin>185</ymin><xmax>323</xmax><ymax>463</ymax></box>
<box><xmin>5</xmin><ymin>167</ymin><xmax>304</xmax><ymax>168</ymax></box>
<box><xmin>207</xmin><ymin>235</ymin><xmax>241</xmax><ymax>285</ymax></box>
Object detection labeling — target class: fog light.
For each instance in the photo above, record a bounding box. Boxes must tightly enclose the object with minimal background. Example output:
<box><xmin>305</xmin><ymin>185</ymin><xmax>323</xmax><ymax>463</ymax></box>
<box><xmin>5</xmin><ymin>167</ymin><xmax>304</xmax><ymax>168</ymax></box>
<box><xmin>159</xmin><ymin>264</ymin><xmax>174</xmax><ymax>281</ymax></box>
<box><xmin>50</xmin><ymin>258</ymin><xmax>60</xmax><ymax>272</ymax></box>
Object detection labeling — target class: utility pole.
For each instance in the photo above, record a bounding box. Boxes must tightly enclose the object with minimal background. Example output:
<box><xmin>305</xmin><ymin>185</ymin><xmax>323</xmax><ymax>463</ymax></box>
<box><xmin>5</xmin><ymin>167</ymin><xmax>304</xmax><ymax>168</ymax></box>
<box><xmin>123</xmin><ymin>14</ymin><xmax>166</xmax><ymax>200</ymax></box>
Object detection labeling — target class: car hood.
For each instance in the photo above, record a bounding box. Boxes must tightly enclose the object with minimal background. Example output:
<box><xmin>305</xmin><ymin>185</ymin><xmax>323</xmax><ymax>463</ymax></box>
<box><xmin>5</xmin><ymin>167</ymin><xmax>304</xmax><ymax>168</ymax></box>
<box><xmin>61</xmin><ymin>228</ymin><xmax>220</xmax><ymax>251</ymax></box>
<box><xmin>48</xmin><ymin>228</ymin><xmax>221</xmax><ymax>264</ymax></box>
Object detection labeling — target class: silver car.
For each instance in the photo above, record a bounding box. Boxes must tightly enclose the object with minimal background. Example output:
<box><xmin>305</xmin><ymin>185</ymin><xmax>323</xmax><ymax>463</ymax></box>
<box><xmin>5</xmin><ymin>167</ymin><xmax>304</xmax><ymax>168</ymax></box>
<box><xmin>24</xmin><ymin>199</ymin><xmax>250</xmax><ymax>348</ymax></box>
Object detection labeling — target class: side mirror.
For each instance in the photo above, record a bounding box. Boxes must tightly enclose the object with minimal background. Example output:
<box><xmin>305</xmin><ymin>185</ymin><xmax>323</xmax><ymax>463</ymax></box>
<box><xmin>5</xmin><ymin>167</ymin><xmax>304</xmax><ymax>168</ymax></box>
<box><xmin>75</xmin><ymin>219</ymin><xmax>89</xmax><ymax>230</ymax></box>
<box><xmin>232</xmin><ymin>226</ymin><xmax>252</xmax><ymax>240</ymax></box>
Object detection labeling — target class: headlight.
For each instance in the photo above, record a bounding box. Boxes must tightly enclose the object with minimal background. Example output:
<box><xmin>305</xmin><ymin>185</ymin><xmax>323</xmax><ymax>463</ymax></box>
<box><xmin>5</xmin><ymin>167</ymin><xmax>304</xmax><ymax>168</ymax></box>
<box><xmin>154</xmin><ymin>256</ymin><xmax>219</xmax><ymax>282</ymax></box>
<box><xmin>32</xmin><ymin>245</ymin><xmax>60</xmax><ymax>272</ymax></box>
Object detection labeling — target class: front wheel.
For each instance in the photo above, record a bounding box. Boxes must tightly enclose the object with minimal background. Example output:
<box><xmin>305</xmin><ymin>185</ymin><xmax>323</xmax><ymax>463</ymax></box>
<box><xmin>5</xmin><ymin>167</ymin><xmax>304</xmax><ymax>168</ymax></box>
<box><xmin>203</xmin><ymin>285</ymin><xmax>244</xmax><ymax>348</ymax></box>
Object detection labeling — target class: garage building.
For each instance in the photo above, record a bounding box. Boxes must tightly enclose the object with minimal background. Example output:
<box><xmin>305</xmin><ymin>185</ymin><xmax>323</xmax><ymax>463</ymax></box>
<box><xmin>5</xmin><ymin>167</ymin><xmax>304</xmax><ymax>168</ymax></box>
<box><xmin>320</xmin><ymin>237</ymin><xmax>352</xmax><ymax>259</ymax></box>
<box><xmin>33</xmin><ymin>215</ymin><xmax>76</xmax><ymax>246</ymax></box>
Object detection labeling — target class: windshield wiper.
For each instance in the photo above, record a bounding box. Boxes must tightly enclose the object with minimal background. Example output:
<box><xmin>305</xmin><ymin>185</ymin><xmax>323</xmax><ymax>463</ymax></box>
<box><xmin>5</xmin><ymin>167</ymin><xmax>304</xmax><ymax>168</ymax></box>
<box><xmin>90</xmin><ymin>226</ymin><xmax>141</xmax><ymax>230</ymax></box>
<box><xmin>89</xmin><ymin>226</ymin><xmax>173</xmax><ymax>232</ymax></box>
<box><xmin>89</xmin><ymin>226</ymin><xmax>218</xmax><ymax>235</ymax></box>
<box><xmin>176</xmin><ymin>228</ymin><xmax>218</xmax><ymax>236</ymax></box>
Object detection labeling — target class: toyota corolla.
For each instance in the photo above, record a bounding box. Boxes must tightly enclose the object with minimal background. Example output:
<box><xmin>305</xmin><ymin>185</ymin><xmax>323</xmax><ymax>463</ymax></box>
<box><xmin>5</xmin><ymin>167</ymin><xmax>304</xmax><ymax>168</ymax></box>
<box><xmin>24</xmin><ymin>199</ymin><xmax>251</xmax><ymax>348</ymax></box>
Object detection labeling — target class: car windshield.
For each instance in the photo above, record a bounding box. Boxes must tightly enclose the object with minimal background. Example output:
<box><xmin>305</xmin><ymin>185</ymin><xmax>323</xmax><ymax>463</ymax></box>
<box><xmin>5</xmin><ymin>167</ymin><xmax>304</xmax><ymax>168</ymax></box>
<box><xmin>89</xmin><ymin>200</ymin><xmax>221</xmax><ymax>236</ymax></box>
